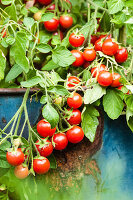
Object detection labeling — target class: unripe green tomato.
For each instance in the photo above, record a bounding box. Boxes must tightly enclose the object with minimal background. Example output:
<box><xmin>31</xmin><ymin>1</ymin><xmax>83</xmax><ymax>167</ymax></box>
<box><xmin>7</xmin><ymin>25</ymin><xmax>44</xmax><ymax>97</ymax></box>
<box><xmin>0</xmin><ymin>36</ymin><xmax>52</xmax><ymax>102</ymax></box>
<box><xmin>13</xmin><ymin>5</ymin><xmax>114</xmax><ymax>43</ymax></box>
<box><xmin>34</xmin><ymin>11</ymin><xmax>42</xmax><ymax>21</ymax></box>
<box><xmin>54</xmin><ymin>97</ymin><xmax>63</xmax><ymax>105</ymax></box>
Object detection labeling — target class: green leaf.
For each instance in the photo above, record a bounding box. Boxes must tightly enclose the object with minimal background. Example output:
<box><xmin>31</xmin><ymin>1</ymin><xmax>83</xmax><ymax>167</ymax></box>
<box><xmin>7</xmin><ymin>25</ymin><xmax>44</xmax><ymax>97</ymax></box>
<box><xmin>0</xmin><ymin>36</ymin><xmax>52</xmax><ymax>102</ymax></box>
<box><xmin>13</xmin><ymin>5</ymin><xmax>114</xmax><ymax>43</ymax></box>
<box><xmin>0</xmin><ymin>50</ymin><xmax>6</xmax><ymax>81</ymax></box>
<box><xmin>40</xmin><ymin>95</ymin><xmax>48</xmax><ymax>104</ymax></box>
<box><xmin>125</xmin><ymin>95</ymin><xmax>133</xmax><ymax>111</ymax></box>
<box><xmin>4</xmin><ymin>3</ymin><xmax>17</xmax><ymax>21</ymax></box>
<box><xmin>23</xmin><ymin>17</ymin><xmax>35</xmax><ymax>29</ymax></box>
<box><xmin>126</xmin><ymin>107</ymin><xmax>133</xmax><ymax>132</ymax></box>
<box><xmin>42</xmin><ymin>60</ymin><xmax>59</xmax><ymax>71</ymax></box>
<box><xmin>0</xmin><ymin>141</ymin><xmax>11</xmax><ymax>151</ymax></box>
<box><xmin>21</xmin><ymin>76</ymin><xmax>42</xmax><ymax>87</ymax></box>
<box><xmin>0</xmin><ymin>150</ymin><xmax>6</xmax><ymax>159</ymax></box>
<box><xmin>28</xmin><ymin>7</ymin><xmax>39</xmax><ymax>13</ymax></box>
<box><xmin>5</xmin><ymin>64</ymin><xmax>23</xmax><ymax>82</ymax></box>
<box><xmin>84</xmin><ymin>84</ymin><xmax>106</xmax><ymax>104</ymax></box>
<box><xmin>39</xmin><ymin>31</ymin><xmax>52</xmax><ymax>44</ymax></box>
<box><xmin>82</xmin><ymin>70</ymin><xmax>91</xmax><ymax>82</ymax></box>
<box><xmin>48</xmin><ymin>86</ymin><xmax>69</xmax><ymax>96</ymax></box>
<box><xmin>125</xmin><ymin>17</ymin><xmax>133</xmax><ymax>24</ymax></box>
<box><xmin>103</xmin><ymin>89</ymin><xmax>124</xmax><ymax>119</ymax></box>
<box><xmin>36</xmin><ymin>44</ymin><xmax>52</xmax><ymax>53</ymax></box>
<box><xmin>52</xmin><ymin>46</ymin><xmax>76</xmax><ymax>67</ymax></box>
<box><xmin>1</xmin><ymin>0</ymin><xmax>12</xmax><ymax>5</ymax></box>
<box><xmin>6</xmin><ymin>36</ymin><xmax>15</xmax><ymax>45</ymax></box>
<box><xmin>47</xmin><ymin>154</ymin><xmax>57</xmax><ymax>169</ymax></box>
<box><xmin>0</xmin><ymin>159</ymin><xmax>11</xmax><ymax>168</ymax></box>
<box><xmin>50</xmin><ymin>71</ymin><xmax>63</xmax><ymax>84</ymax></box>
<box><xmin>107</xmin><ymin>0</ymin><xmax>124</xmax><ymax>14</ymax></box>
<box><xmin>41</xmin><ymin>13</ymin><xmax>54</xmax><ymax>22</ymax></box>
<box><xmin>82</xmin><ymin>105</ymin><xmax>99</xmax><ymax>142</ymax></box>
<box><xmin>42</xmin><ymin>104</ymin><xmax>59</xmax><ymax>128</ymax></box>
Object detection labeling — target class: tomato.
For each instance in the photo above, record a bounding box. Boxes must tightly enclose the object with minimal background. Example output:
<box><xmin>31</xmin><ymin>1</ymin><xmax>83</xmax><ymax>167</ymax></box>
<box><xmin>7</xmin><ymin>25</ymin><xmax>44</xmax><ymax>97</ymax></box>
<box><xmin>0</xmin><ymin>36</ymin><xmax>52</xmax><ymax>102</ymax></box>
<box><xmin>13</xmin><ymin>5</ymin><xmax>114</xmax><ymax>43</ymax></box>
<box><xmin>35</xmin><ymin>139</ymin><xmax>53</xmax><ymax>157</ymax></box>
<box><xmin>1</xmin><ymin>29</ymin><xmax>6</xmax><ymax>38</ymax></box>
<box><xmin>67</xmin><ymin>109</ymin><xmax>81</xmax><ymax>125</ymax></box>
<box><xmin>38</xmin><ymin>0</ymin><xmax>52</xmax><ymax>5</ymax></box>
<box><xmin>71</xmin><ymin>50</ymin><xmax>84</xmax><ymax>67</ymax></box>
<box><xmin>37</xmin><ymin>120</ymin><xmax>56</xmax><ymax>137</ymax></box>
<box><xmin>94</xmin><ymin>38</ymin><xmax>102</xmax><ymax>51</ymax></box>
<box><xmin>44</xmin><ymin>18</ymin><xmax>59</xmax><ymax>32</ymax></box>
<box><xmin>115</xmin><ymin>48</ymin><xmax>128</xmax><ymax>63</ymax></box>
<box><xmin>33</xmin><ymin>158</ymin><xmax>50</xmax><ymax>174</ymax></box>
<box><xmin>66</xmin><ymin>126</ymin><xmax>84</xmax><ymax>143</ymax></box>
<box><xmin>91</xmin><ymin>64</ymin><xmax>107</xmax><ymax>77</ymax></box>
<box><xmin>69</xmin><ymin>33</ymin><xmax>85</xmax><ymax>47</ymax></box>
<box><xmin>59</xmin><ymin>15</ymin><xmax>73</xmax><ymax>29</ymax></box>
<box><xmin>102</xmin><ymin>39</ymin><xmax>118</xmax><ymax>56</ymax></box>
<box><xmin>97</xmin><ymin>71</ymin><xmax>113</xmax><ymax>87</ymax></box>
<box><xmin>83</xmin><ymin>61</ymin><xmax>91</xmax><ymax>69</ymax></box>
<box><xmin>6</xmin><ymin>148</ymin><xmax>24</xmax><ymax>166</ymax></box>
<box><xmin>47</xmin><ymin>4</ymin><xmax>55</xmax><ymax>11</ymax></box>
<box><xmin>52</xmin><ymin>133</ymin><xmax>68</xmax><ymax>150</ymax></box>
<box><xmin>83</xmin><ymin>48</ymin><xmax>96</xmax><ymax>61</ymax></box>
<box><xmin>67</xmin><ymin>76</ymin><xmax>80</xmax><ymax>88</ymax></box>
<box><xmin>14</xmin><ymin>165</ymin><xmax>29</xmax><ymax>179</ymax></box>
<box><xmin>111</xmin><ymin>73</ymin><xmax>121</xmax><ymax>87</ymax></box>
<box><xmin>99</xmin><ymin>34</ymin><xmax>111</xmax><ymax>39</ymax></box>
<box><xmin>118</xmin><ymin>85</ymin><xmax>130</xmax><ymax>94</ymax></box>
<box><xmin>53</xmin><ymin>30</ymin><xmax>64</xmax><ymax>41</ymax></box>
<box><xmin>67</xmin><ymin>93</ymin><xmax>82</xmax><ymax>109</ymax></box>
<box><xmin>33</xmin><ymin>11</ymin><xmax>42</xmax><ymax>21</ymax></box>
<box><xmin>91</xmin><ymin>35</ymin><xmax>99</xmax><ymax>45</ymax></box>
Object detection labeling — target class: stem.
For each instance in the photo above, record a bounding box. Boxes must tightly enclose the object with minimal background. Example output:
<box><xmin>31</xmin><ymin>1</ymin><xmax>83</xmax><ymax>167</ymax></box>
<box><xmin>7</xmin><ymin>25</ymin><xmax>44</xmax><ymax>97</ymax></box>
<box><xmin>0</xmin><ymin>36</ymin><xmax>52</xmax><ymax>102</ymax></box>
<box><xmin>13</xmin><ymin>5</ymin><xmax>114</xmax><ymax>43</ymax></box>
<box><xmin>118</xmin><ymin>25</ymin><xmax>127</xmax><ymax>46</ymax></box>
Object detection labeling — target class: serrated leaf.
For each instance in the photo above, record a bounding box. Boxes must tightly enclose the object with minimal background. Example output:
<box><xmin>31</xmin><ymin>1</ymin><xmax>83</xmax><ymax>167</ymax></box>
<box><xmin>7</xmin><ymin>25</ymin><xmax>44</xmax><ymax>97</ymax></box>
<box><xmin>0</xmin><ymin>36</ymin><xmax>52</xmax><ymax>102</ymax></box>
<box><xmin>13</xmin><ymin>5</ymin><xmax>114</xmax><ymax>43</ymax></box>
<box><xmin>107</xmin><ymin>0</ymin><xmax>124</xmax><ymax>14</ymax></box>
<box><xmin>42</xmin><ymin>104</ymin><xmax>59</xmax><ymax>128</ymax></box>
<box><xmin>103</xmin><ymin>89</ymin><xmax>124</xmax><ymax>119</ymax></box>
<box><xmin>5</xmin><ymin>64</ymin><xmax>23</xmax><ymax>82</ymax></box>
<box><xmin>42</xmin><ymin>60</ymin><xmax>59</xmax><ymax>71</ymax></box>
<box><xmin>0</xmin><ymin>50</ymin><xmax>6</xmax><ymax>81</ymax></box>
<box><xmin>82</xmin><ymin>105</ymin><xmax>99</xmax><ymax>142</ymax></box>
<box><xmin>48</xmin><ymin>86</ymin><xmax>69</xmax><ymax>96</ymax></box>
<box><xmin>36</xmin><ymin>44</ymin><xmax>52</xmax><ymax>53</ymax></box>
<box><xmin>21</xmin><ymin>76</ymin><xmax>42</xmax><ymax>87</ymax></box>
<box><xmin>41</xmin><ymin>13</ymin><xmax>54</xmax><ymax>22</ymax></box>
<box><xmin>84</xmin><ymin>84</ymin><xmax>106</xmax><ymax>104</ymax></box>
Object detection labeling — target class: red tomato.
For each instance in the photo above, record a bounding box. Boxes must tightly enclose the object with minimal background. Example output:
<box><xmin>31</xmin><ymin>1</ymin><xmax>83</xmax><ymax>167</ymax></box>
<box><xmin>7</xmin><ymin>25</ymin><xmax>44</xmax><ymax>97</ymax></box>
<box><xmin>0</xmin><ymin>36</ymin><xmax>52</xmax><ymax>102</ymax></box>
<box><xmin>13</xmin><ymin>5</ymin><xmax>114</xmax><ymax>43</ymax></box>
<box><xmin>71</xmin><ymin>50</ymin><xmax>84</xmax><ymax>67</ymax></box>
<box><xmin>47</xmin><ymin>4</ymin><xmax>55</xmax><ymax>11</ymax></box>
<box><xmin>69</xmin><ymin>33</ymin><xmax>85</xmax><ymax>47</ymax></box>
<box><xmin>91</xmin><ymin>64</ymin><xmax>107</xmax><ymax>77</ymax></box>
<box><xmin>111</xmin><ymin>73</ymin><xmax>121</xmax><ymax>87</ymax></box>
<box><xmin>83</xmin><ymin>48</ymin><xmax>96</xmax><ymax>61</ymax></box>
<box><xmin>115</xmin><ymin>48</ymin><xmax>128</xmax><ymax>63</ymax></box>
<box><xmin>67</xmin><ymin>109</ymin><xmax>81</xmax><ymax>125</ymax></box>
<box><xmin>53</xmin><ymin>31</ymin><xmax>64</xmax><ymax>41</ymax></box>
<box><xmin>66</xmin><ymin>126</ymin><xmax>84</xmax><ymax>143</ymax></box>
<box><xmin>97</xmin><ymin>71</ymin><xmax>113</xmax><ymax>87</ymax></box>
<box><xmin>6</xmin><ymin>148</ymin><xmax>24</xmax><ymax>166</ymax></box>
<box><xmin>95</xmin><ymin>38</ymin><xmax>102</xmax><ymax>51</ymax></box>
<box><xmin>59</xmin><ymin>15</ymin><xmax>73</xmax><ymax>29</ymax></box>
<box><xmin>102</xmin><ymin>39</ymin><xmax>118</xmax><ymax>56</ymax></box>
<box><xmin>33</xmin><ymin>158</ymin><xmax>50</xmax><ymax>174</ymax></box>
<box><xmin>67</xmin><ymin>76</ymin><xmax>80</xmax><ymax>88</ymax></box>
<box><xmin>14</xmin><ymin>165</ymin><xmax>29</xmax><ymax>179</ymax></box>
<box><xmin>35</xmin><ymin>139</ymin><xmax>53</xmax><ymax>157</ymax></box>
<box><xmin>91</xmin><ymin>35</ymin><xmax>99</xmax><ymax>45</ymax></box>
<box><xmin>99</xmin><ymin>34</ymin><xmax>111</xmax><ymax>39</ymax></box>
<box><xmin>83</xmin><ymin>61</ymin><xmax>91</xmax><ymax>69</ymax></box>
<box><xmin>67</xmin><ymin>93</ymin><xmax>82</xmax><ymax>109</ymax></box>
<box><xmin>44</xmin><ymin>18</ymin><xmax>59</xmax><ymax>32</ymax></box>
<box><xmin>1</xmin><ymin>29</ymin><xmax>6</xmax><ymax>38</ymax></box>
<box><xmin>37</xmin><ymin>120</ymin><xmax>56</xmax><ymax>137</ymax></box>
<box><xmin>52</xmin><ymin>133</ymin><xmax>68</xmax><ymax>150</ymax></box>
<box><xmin>38</xmin><ymin>0</ymin><xmax>52</xmax><ymax>5</ymax></box>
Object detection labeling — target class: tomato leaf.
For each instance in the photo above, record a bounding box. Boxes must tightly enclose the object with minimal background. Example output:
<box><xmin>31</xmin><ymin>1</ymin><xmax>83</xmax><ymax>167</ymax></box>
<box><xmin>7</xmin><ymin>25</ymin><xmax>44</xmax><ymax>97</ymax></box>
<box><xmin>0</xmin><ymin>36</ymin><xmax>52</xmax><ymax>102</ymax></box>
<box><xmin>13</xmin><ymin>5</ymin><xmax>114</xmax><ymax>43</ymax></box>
<box><xmin>126</xmin><ymin>107</ymin><xmax>133</xmax><ymax>132</ymax></box>
<box><xmin>21</xmin><ymin>76</ymin><xmax>42</xmax><ymax>88</ymax></box>
<box><xmin>4</xmin><ymin>3</ymin><xmax>17</xmax><ymax>21</ymax></box>
<box><xmin>1</xmin><ymin>0</ymin><xmax>12</xmax><ymax>5</ymax></box>
<box><xmin>41</xmin><ymin>13</ymin><xmax>54</xmax><ymax>22</ymax></box>
<box><xmin>36</xmin><ymin>44</ymin><xmax>52</xmax><ymax>53</ymax></box>
<box><xmin>23</xmin><ymin>17</ymin><xmax>35</xmax><ymax>29</ymax></box>
<box><xmin>52</xmin><ymin>46</ymin><xmax>76</xmax><ymax>67</ymax></box>
<box><xmin>103</xmin><ymin>89</ymin><xmax>124</xmax><ymax>119</ymax></box>
<box><xmin>84</xmin><ymin>84</ymin><xmax>106</xmax><ymax>104</ymax></box>
<box><xmin>0</xmin><ymin>141</ymin><xmax>11</xmax><ymax>151</ymax></box>
<box><xmin>0</xmin><ymin>50</ymin><xmax>6</xmax><ymax>81</ymax></box>
<box><xmin>47</xmin><ymin>154</ymin><xmax>57</xmax><ymax>169</ymax></box>
<box><xmin>28</xmin><ymin>7</ymin><xmax>39</xmax><ymax>13</ymax></box>
<box><xmin>124</xmin><ymin>95</ymin><xmax>133</xmax><ymax>112</ymax></box>
<box><xmin>107</xmin><ymin>0</ymin><xmax>124</xmax><ymax>14</ymax></box>
<box><xmin>5</xmin><ymin>64</ymin><xmax>23</xmax><ymax>82</ymax></box>
<box><xmin>42</xmin><ymin>60</ymin><xmax>59</xmax><ymax>71</ymax></box>
<box><xmin>82</xmin><ymin>105</ymin><xmax>99</xmax><ymax>142</ymax></box>
<box><xmin>0</xmin><ymin>159</ymin><xmax>11</xmax><ymax>168</ymax></box>
<box><xmin>42</xmin><ymin>103</ymin><xmax>59</xmax><ymax>128</ymax></box>
<box><xmin>48</xmin><ymin>85</ymin><xmax>69</xmax><ymax>96</ymax></box>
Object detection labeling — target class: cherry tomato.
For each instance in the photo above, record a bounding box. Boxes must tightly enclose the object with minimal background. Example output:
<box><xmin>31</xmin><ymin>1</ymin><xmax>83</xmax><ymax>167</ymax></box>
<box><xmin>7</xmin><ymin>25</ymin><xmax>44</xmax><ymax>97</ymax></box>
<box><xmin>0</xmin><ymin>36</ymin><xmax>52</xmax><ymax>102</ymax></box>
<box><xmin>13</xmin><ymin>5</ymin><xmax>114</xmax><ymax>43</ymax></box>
<box><xmin>117</xmin><ymin>85</ymin><xmax>130</xmax><ymax>94</ymax></box>
<box><xmin>102</xmin><ymin>39</ymin><xmax>118</xmax><ymax>56</ymax></box>
<box><xmin>115</xmin><ymin>48</ymin><xmax>128</xmax><ymax>63</ymax></box>
<box><xmin>69</xmin><ymin>33</ymin><xmax>85</xmax><ymax>47</ymax></box>
<box><xmin>95</xmin><ymin>38</ymin><xmax>102</xmax><ymax>51</ymax></box>
<box><xmin>99</xmin><ymin>34</ymin><xmax>111</xmax><ymax>39</ymax></box>
<box><xmin>53</xmin><ymin>30</ymin><xmax>64</xmax><ymax>41</ymax></box>
<box><xmin>67</xmin><ymin>93</ymin><xmax>82</xmax><ymax>109</ymax></box>
<box><xmin>97</xmin><ymin>71</ymin><xmax>113</xmax><ymax>87</ymax></box>
<box><xmin>14</xmin><ymin>165</ymin><xmax>29</xmax><ymax>179</ymax></box>
<box><xmin>71</xmin><ymin>50</ymin><xmax>84</xmax><ymax>67</ymax></box>
<box><xmin>67</xmin><ymin>109</ymin><xmax>81</xmax><ymax>125</ymax></box>
<box><xmin>38</xmin><ymin>0</ymin><xmax>52</xmax><ymax>5</ymax></box>
<box><xmin>83</xmin><ymin>48</ymin><xmax>96</xmax><ymax>61</ymax></box>
<box><xmin>91</xmin><ymin>35</ymin><xmax>99</xmax><ymax>45</ymax></box>
<box><xmin>64</xmin><ymin>0</ymin><xmax>72</xmax><ymax>8</ymax></box>
<box><xmin>33</xmin><ymin>11</ymin><xmax>42</xmax><ymax>21</ymax></box>
<box><xmin>111</xmin><ymin>73</ymin><xmax>121</xmax><ymax>87</ymax></box>
<box><xmin>1</xmin><ymin>29</ymin><xmax>6</xmax><ymax>38</ymax></box>
<box><xmin>66</xmin><ymin>126</ymin><xmax>84</xmax><ymax>143</ymax></box>
<box><xmin>37</xmin><ymin>120</ymin><xmax>56</xmax><ymax>137</ymax></box>
<box><xmin>91</xmin><ymin>64</ymin><xmax>107</xmax><ymax>78</ymax></box>
<box><xmin>6</xmin><ymin>148</ymin><xmax>24</xmax><ymax>166</ymax></box>
<box><xmin>33</xmin><ymin>158</ymin><xmax>50</xmax><ymax>174</ymax></box>
<box><xmin>44</xmin><ymin>18</ymin><xmax>59</xmax><ymax>32</ymax></box>
<box><xmin>59</xmin><ymin>15</ymin><xmax>73</xmax><ymax>29</ymax></box>
<box><xmin>67</xmin><ymin>76</ymin><xmax>80</xmax><ymax>88</ymax></box>
<box><xmin>35</xmin><ymin>139</ymin><xmax>53</xmax><ymax>157</ymax></box>
<box><xmin>52</xmin><ymin>133</ymin><xmax>68</xmax><ymax>150</ymax></box>
<box><xmin>47</xmin><ymin>4</ymin><xmax>55</xmax><ymax>11</ymax></box>
<box><xmin>83</xmin><ymin>61</ymin><xmax>91</xmax><ymax>69</ymax></box>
